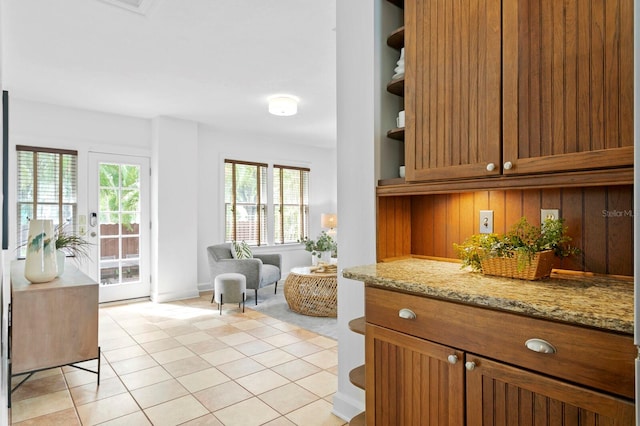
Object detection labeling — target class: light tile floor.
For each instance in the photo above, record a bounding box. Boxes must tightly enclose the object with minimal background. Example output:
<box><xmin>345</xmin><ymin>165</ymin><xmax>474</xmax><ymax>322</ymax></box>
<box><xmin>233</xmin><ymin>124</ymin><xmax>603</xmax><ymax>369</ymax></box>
<box><xmin>9</xmin><ymin>292</ymin><xmax>346</xmax><ymax>425</ymax></box>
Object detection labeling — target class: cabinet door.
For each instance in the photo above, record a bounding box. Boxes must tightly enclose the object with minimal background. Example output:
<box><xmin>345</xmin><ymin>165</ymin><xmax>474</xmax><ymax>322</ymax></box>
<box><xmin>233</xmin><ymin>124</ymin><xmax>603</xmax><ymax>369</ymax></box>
<box><xmin>466</xmin><ymin>355</ymin><xmax>635</xmax><ymax>426</ymax></box>
<box><xmin>365</xmin><ymin>324</ymin><xmax>464</xmax><ymax>425</ymax></box>
<box><xmin>405</xmin><ymin>0</ymin><xmax>502</xmax><ymax>182</ymax></box>
<box><xmin>502</xmin><ymin>0</ymin><xmax>634</xmax><ymax>175</ymax></box>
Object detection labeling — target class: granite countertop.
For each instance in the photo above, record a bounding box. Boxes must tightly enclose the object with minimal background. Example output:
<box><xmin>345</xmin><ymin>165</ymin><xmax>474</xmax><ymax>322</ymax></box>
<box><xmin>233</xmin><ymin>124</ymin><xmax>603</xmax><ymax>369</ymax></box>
<box><xmin>342</xmin><ymin>258</ymin><xmax>634</xmax><ymax>334</ymax></box>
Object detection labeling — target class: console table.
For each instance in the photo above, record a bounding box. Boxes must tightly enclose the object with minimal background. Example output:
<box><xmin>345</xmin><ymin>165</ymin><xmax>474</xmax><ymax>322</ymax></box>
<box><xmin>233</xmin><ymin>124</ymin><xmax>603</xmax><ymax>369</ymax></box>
<box><xmin>284</xmin><ymin>266</ymin><xmax>337</xmax><ymax>317</ymax></box>
<box><xmin>9</xmin><ymin>261</ymin><xmax>100</xmax><ymax>406</ymax></box>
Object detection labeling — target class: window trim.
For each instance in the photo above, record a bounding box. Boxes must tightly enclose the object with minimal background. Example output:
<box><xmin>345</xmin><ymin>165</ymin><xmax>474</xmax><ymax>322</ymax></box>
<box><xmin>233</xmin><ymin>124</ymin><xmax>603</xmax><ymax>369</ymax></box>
<box><xmin>224</xmin><ymin>159</ymin><xmax>268</xmax><ymax>245</ymax></box>
<box><xmin>274</xmin><ymin>164</ymin><xmax>310</xmax><ymax>245</ymax></box>
<box><xmin>16</xmin><ymin>145</ymin><xmax>79</xmax><ymax>257</ymax></box>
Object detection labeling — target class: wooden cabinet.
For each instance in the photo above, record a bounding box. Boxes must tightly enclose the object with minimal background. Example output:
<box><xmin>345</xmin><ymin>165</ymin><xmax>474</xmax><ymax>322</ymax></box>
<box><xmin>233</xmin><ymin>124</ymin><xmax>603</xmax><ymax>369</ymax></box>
<box><xmin>9</xmin><ymin>261</ymin><xmax>100</xmax><ymax>405</ymax></box>
<box><xmin>364</xmin><ymin>286</ymin><xmax>635</xmax><ymax>425</ymax></box>
<box><xmin>404</xmin><ymin>0</ymin><xmax>502</xmax><ymax>182</ymax></box>
<box><xmin>466</xmin><ymin>355</ymin><xmax>635</xmax><ymax>425</ymax></box>
<box><xmin>403</xmin><ymin>0</ymin><xmax>633</xmax><ymax>183</ymax></box>
<box><xmin>366</xmin><ymin>324</ymin><xmax>464</xmax><ymax>424</ymax></box>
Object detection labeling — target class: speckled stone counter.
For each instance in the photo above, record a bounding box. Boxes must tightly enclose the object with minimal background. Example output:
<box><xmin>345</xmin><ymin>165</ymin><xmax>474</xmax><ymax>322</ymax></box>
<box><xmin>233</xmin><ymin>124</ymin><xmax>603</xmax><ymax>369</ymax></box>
<box><xmin>342</xmin><ymin>258</ymin><xmax>633</xmax><ymax>334</ymax></box>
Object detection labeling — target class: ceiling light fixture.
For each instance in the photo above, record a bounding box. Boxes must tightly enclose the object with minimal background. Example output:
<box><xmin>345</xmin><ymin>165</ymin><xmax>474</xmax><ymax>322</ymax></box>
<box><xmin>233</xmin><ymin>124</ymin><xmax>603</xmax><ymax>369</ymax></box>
<box><xmin>268</xmin><ymin>95</ymin><xmax>298</xmax><ymax>116</ymax></box>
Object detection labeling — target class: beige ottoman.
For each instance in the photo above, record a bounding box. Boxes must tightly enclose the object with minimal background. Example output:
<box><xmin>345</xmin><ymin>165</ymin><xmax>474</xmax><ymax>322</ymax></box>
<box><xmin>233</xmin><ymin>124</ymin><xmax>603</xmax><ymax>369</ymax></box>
<box><xmin>213</xmin><ymin>273</ymin><xmax>246</xmax><ymax>314</ymax></box>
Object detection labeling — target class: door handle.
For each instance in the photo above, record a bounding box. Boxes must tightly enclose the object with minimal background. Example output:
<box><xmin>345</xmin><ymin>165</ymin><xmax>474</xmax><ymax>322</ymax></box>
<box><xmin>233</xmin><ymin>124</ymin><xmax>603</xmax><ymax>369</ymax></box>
<box><xmin>90</xmin><ymin>212</ymin><xmax>97</xmax><ymax>227</ymax></box>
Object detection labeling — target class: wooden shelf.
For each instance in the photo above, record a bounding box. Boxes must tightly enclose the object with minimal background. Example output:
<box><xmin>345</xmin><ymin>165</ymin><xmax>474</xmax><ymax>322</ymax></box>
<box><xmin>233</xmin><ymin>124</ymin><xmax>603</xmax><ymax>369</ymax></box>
<box><xmin>387</xmin><ymin>26</ymin><xmax>405</xmax><ymax>50</ymax></box>
<box><xmin>386</xmin><ymin>78</ymin><xmax>404</xmax><ymax>97</ymax></box>
<box><xmin>387</xmin><ymin>128</ymin><xmax>405</xmax><ymax>141</ymax></box>
<box><xmin>348</xmin><ymin>317</ymin><xmax>366</xmax><ymax>335</ymax></box>
<box><xmin>349</xmin><ymin>365</ymin><xmax>365</xmax><ymax>390</ymax></box>
<box><xmin>377</xmin><ymin>167</ymin><xmax>633</xmax><ymax>194</ymax></box>
<box><xmin>349</xmin><ymin>411</ymin><xmax>366</xmax><ymax>426</ymax></box>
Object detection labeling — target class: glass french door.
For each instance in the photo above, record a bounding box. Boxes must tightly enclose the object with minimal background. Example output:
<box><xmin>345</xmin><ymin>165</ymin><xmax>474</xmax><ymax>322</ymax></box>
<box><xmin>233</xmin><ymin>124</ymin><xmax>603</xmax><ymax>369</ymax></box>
<box><xmin>88</xmin><ymin>153</ymin><xmax>150</xmax><ymax>303</ymax></box>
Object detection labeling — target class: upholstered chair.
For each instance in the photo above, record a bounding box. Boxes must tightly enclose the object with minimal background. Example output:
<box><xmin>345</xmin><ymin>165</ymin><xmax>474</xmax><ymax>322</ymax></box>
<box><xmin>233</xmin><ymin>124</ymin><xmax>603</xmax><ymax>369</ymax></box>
<box><xmin>206</xmin><ymin>243</ymin><xmax>281</xmax><ymax>305</ymax></box>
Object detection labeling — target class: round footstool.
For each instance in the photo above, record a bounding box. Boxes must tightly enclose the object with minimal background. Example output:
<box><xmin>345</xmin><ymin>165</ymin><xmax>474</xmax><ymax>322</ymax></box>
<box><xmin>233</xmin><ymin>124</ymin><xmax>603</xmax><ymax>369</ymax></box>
<box><xmin>212</xmin><ymin>273</ymin><xmax>246</xmax><ymax>314</ymax></box>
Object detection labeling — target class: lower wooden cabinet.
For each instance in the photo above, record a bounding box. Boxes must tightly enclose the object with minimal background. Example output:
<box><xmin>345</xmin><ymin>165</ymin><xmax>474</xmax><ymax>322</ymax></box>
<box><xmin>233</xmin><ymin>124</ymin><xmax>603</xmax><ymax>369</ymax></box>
<box><xmin>466</xmin><ymin>355</ymin><xmax>635</xmax><ymax>426</ymax></box>
<box><xmin>366</xmin><ymin>324</ymin><xmax>464</xmax><ymax>425</ymax></box>
<box><xmin>364</xmin><ymin>286</ymin><xmax>635</xmax><ymax>425</ymax></box>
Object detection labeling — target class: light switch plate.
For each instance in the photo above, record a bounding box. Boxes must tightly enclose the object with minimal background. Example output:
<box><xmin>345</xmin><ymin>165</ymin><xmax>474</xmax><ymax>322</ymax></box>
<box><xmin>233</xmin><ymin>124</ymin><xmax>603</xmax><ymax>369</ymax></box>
<box><xmin>541</xmin><ymin>209</ymin><xmax>560</xmax><ymax>222</ymax></box>
<box><xmin>479</xmin><ymin>210</ymin><xmax>493</xmax><ymax>234</ymax></box>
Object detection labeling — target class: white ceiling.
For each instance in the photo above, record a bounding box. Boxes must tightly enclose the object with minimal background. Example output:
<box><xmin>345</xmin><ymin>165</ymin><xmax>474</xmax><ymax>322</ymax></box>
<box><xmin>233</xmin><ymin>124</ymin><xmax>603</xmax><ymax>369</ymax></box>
<box><xmin>1</xmin><ymin>0</ymin><xmax>337</xmax><ymax>148</ymax></box>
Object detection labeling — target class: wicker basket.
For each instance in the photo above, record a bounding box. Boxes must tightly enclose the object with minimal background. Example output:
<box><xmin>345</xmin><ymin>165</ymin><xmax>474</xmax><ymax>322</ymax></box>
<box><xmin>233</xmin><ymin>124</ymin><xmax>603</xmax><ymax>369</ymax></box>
<box><xmin>480</xmin><ymin>250</ymin><xmax>555</xmax><ymax>280</ymax></box>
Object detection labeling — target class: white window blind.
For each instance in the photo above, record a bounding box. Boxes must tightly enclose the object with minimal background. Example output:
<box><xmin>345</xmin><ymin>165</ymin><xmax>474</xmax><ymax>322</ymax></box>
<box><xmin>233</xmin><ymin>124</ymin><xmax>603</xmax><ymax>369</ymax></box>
<box><xmin>224</xmin><ymin>159</ymin><xmax>268</xmax><ymax>245</ymax></box>
<box><xmin>274</xmin><ymin>165</ymin><xmax>309</xmax><ymax>244</ymax></box>
<box><xmin>17</xmin><ymin>146</ymin><xmax>78</xmax><ymax>257</ymax></box>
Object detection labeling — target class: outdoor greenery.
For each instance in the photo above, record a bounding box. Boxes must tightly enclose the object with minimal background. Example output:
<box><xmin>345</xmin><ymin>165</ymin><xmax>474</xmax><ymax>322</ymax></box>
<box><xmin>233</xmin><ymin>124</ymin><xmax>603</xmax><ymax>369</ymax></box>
<box><xmin>100</xmin><ymin>163</ymin><xmax>140</xmax><ymax>229</ymax></box>
<box><xmin>454</xmin><ymin>217</ymin><xmax>580</xmax><ymax>272</ymax></box>
<box><xmin>300</xmin><ymin>231</ymin><xmax>337</xmax><ymax>258</ymax></box>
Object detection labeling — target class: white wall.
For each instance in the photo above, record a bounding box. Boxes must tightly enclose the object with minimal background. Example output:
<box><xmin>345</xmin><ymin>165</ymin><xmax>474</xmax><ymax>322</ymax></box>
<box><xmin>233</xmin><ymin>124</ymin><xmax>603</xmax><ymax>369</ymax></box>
<box><xmin>196</xmin><ymin>124</ymin><xmax>337</xmax><ymax>287</ymax></box>
<box><xmin>332</xmin><ymin>0</ymin><xmax>378</xmax><ymax>421</ymax></box>
<box><xmin>151</xmin><ymin>116</ymin><xmax>200</xmax><ymax>302</ymax></box>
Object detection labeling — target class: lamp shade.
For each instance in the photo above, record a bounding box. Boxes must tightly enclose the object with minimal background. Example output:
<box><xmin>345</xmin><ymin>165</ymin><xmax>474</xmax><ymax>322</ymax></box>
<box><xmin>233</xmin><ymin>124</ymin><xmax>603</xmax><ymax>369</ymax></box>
<box><xmin>268</xmin><ymin>96</ymin><xmax>298</xmax><ymax>116</ymax></box>
<box><xmin>321</xmin><ymin>213</ymin><xmax>337</xmax><ymax>229</ymax></box>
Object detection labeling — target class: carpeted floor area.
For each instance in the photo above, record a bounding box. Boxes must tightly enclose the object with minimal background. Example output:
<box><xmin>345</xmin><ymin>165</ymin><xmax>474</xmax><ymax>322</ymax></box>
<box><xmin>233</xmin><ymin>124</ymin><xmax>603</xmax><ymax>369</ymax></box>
<box><xmin>248</xmin><ymin>284</ymin><xmax>338</xmax><ymax>340</ymax></box>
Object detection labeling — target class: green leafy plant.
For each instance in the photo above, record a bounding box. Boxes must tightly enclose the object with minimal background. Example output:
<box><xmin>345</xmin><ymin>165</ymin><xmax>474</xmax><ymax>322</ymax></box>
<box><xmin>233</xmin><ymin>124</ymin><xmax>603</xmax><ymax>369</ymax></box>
<box><xmin>55</xmin><ymin>224</ymin><xmax>91</xmax><ymax>261</ymax></box>
<box><xmin>300</xmin><ymin>231</ymin><xmax>338</xmax><ymax>258</ymax></box>
<box><xmin>454</xmin><ymin>217</ymin><xmax>580</xmax><ymax>272</ymax></box>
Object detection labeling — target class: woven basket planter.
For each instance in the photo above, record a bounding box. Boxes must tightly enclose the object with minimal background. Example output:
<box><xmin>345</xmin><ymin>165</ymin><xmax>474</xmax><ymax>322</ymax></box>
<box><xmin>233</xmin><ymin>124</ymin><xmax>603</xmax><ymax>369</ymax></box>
<box><xmin>480</xmin><ymin>250</ymin><xmax>555</xmax><ymax>280</ymax></box>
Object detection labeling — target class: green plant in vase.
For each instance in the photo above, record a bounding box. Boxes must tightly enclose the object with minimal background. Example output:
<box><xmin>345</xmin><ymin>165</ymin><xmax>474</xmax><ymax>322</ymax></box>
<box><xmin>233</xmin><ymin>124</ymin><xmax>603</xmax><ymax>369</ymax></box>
<box><xmin>300</xmin><ymin>231</ymin><xmax>338</xmax><ymax>259</ymax></box>
<box><xmin>54</xmin><ymin>224</ymin><xmax>92</xmax><ymax>275</ymax></box>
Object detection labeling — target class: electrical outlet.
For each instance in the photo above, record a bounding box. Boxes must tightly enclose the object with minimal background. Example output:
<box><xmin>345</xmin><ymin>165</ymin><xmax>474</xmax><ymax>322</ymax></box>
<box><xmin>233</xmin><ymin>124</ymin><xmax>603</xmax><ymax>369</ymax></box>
<box><xmin>479</xmin><ymin>210</ymin><xmax>494</xmax><ymax>234</ymax></box>
<box><xmin>541</xmin><ymin>209</ymin><xmax>560</xmax><ymax>222</ymax></box>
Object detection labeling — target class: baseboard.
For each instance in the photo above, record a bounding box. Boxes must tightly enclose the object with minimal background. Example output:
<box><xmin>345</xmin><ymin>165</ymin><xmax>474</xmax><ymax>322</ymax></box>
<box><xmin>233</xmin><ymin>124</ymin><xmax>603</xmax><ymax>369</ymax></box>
<box><xmin>197</xmin><ymin>281</ymin><xmax>213</xmax><ymax>293</ymax></box>
<box><xmin>332</xmin><ymin>390</ymin><xmax>365</xmax><ymax>422</ymax></box>
<box><xmin>151</xmin><ymin>288</ymin><xmax>200</xmax><ymax>303</ymax></box>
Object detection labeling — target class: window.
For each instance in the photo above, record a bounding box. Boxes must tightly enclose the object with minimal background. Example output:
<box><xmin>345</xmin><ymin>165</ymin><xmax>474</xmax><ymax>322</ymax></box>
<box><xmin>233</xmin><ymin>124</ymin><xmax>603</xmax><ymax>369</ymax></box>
<box><xmin>224</xmin><ymin>159</ymin><xmax>268</xmax><ymax>245</ymax></box>
<box><xmin>16</xmin><ymin>146</ymin><xmax>78</xmax><ymax>257</ymax></box>
<box><xmin>274</xmin><ymin>165</ymin><xmax>309</xmax><ymax>244</ymax></box>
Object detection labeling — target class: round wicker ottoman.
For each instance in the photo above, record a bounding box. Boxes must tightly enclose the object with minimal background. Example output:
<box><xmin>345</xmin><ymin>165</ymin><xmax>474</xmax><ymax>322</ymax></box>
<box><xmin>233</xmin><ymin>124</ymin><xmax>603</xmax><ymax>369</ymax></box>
<box><xmin>212</xmin><ymin>273</ymin><xmax>246</xmax><ymax>315</ymax></box>
<box><xmin>284</xmin><ymin>266</ymin><xmax>337</xmax><ymax>317</ymax></box>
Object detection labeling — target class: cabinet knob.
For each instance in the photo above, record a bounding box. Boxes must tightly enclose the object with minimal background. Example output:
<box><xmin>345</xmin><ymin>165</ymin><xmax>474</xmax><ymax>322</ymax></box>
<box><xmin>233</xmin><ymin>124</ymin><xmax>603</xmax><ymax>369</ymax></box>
<box><xmin>525</xmin><ymin>338</ymin><xmax>557</xmax><ymax>354</ymax></box>
<box><xmin>486</xmin><ymin>163</ymin><xmax>496</xmax><ymax>172</ymax></box>
<box><xmin>447</xmin><ymin>354</ymin><xmax>458</xmax><ymax>365</ymax></box>
<box><xmin>398</xmin><ymin>308</ymin><xmax>416</xmax><ymax>320</ymax></box>
<box><xmin>465</xmin><ymin>361</ymin><xmax>476</xmax><ymax>371</ymax></box>
<box><xmin>503</xmin><ymin>161</ymin><xmax>513</xmax><ymax>170</ymax></box>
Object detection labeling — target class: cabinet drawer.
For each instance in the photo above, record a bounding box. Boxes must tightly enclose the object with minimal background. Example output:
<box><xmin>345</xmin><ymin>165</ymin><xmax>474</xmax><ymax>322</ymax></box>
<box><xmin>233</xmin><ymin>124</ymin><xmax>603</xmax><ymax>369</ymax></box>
<box><xmin>365</xmin><ymin>286</ymin><xmax>635</xmax><ymax>399</ymax></box>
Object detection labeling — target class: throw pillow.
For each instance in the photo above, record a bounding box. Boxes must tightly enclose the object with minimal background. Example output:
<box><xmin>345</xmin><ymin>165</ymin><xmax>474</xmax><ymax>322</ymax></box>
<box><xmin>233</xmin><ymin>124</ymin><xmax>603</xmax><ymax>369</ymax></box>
<box><xmin>232</xmin><ymin>240</ymin><xmax>253</xmax><ymax>259</ymax></box>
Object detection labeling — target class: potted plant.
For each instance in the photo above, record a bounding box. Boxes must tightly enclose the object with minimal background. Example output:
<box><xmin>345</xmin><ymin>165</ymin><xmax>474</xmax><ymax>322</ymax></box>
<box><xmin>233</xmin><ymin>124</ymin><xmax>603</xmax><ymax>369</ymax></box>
<box><xmin>300</xmin><ymin>231</ymin><xmax>337</xmax><ymax>263</ymax></box>
<box><xmin>54</xmin><ymin>224</ymin><xmax>91</xmax><ymax>275</ymax></box>
<box><xmin>454</xmin><ymin>217</ymin><xmax>580</xmax><ymax>280</ymax></box>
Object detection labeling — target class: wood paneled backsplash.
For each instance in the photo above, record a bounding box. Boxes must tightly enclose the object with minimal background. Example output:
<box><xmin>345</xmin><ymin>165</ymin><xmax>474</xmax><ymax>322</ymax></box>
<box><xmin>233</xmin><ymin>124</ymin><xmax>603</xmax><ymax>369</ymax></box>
<box><xmin>377</xmin><ymin>185</ymin><xmax>633</xmax><ymax>276</ymax></box>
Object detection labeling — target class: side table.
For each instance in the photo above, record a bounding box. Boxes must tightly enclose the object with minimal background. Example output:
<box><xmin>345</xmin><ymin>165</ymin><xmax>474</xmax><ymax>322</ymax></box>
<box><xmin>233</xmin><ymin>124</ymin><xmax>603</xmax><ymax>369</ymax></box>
<box><xmin>284</xmin><ymin>266</ymin><xmax>337</xmax><ymax>317</ymax></box>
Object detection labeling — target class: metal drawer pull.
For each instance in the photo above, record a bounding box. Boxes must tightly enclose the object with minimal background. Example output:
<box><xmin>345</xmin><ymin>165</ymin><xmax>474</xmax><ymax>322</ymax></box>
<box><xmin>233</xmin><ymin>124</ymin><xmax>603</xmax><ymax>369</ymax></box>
<box><xmin>465</xmin><ymin>361</ymin><xmax>476</xmax><ymax>371</ymax></box>
<box><xmin>525</xmin><ymin>338</ymin><xmax>557</xmax><ymax>354</ymax></box>
<box><xmin>398</xmin><ymin>308</ymin><xmax>416</xmax><ymax>320</ymax></box>
<box><xmin>447</xmin><ymin>354</ymin><xmax>458</xmax><ymax>365</ymax></box>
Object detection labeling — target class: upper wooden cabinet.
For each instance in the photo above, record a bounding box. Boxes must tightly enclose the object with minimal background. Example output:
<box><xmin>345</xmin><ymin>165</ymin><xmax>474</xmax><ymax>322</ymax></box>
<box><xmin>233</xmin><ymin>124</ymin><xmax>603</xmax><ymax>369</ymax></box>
<box><xmin>404</xmin><ymin>0</ymin><xmax>633</xmax><ymax>182</ymax></box>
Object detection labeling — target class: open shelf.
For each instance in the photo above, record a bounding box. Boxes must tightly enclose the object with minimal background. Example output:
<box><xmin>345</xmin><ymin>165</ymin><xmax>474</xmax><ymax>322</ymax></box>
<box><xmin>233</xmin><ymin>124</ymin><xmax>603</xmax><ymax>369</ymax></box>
<box><xmin>387</xmin><ymin>128</ymin><xmax>405</xmax><ymax>141</ymax></box>
<box><xmin>348</xmin><ymin>317</ymin><xmax>366</xmax><ymax>335</ymax></box>
<box><xmin>349</xmin><ymin>365</ymin><xmax>365</xmax><ymax>390</ymax></box>
<box><xmin>386</xmin><ymin>78</ymin><xmax>404</xmax><ymax>97</ymax></box>
<box><xmin>387</xmin><ymin>0</ymin><xmax>404</xmax><ymax>8</ymax></box>
<box><xmin>387</xmin><ymin>26</ymin><xmax>405</xmax><ymax>50</ymax></box>
<box><xmin>349</xmin><ymin>411</ymin><xmax>366</xmax><ymax>425</ymax></box>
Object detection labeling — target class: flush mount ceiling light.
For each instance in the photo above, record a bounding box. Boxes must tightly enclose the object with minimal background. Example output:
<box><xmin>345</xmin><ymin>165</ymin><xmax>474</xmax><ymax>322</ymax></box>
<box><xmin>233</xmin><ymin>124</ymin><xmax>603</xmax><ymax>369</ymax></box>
<box><xmin>268</xmin><ymin>95</ymin><xmax>299</xmax><ymax>116</ymax></box>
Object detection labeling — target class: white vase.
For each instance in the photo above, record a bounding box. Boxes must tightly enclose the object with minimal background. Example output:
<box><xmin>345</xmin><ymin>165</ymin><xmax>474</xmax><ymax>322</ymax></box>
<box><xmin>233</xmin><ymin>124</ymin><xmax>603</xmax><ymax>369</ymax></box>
<box><xmin>24</xmin><ymin>219</ymin><xmax>58</xmax><ymax>283</ymax></box>
<box><xmin>320</xmin><ymin>251</ymin><xmax>332</xmax><ymax>264</ymax></box>
<box><xmin>56</xmin><ymin>250</ymin><xmax>65</xmax><ymax>277</ymax></box>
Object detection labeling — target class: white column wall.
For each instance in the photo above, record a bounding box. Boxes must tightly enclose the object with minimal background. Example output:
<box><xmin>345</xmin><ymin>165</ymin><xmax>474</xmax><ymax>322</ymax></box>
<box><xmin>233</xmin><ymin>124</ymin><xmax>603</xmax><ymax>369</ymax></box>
<box><xmin>333</xmin><ymin>0</ymin><xmax>377</xmax><ymax>421</ymax></box>
<box><xmin>151</xmin><ymin>116</ymin><xmax>199</xmax><ymax>302</ymax></box>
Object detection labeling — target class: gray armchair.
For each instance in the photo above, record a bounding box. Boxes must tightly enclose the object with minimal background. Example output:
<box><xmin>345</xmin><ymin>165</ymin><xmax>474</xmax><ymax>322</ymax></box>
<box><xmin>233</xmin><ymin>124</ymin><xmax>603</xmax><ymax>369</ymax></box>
<box><xmin>207</xmin><ymin>243</ymin><xmax>282</xmax><ymax>305</ymax></box>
